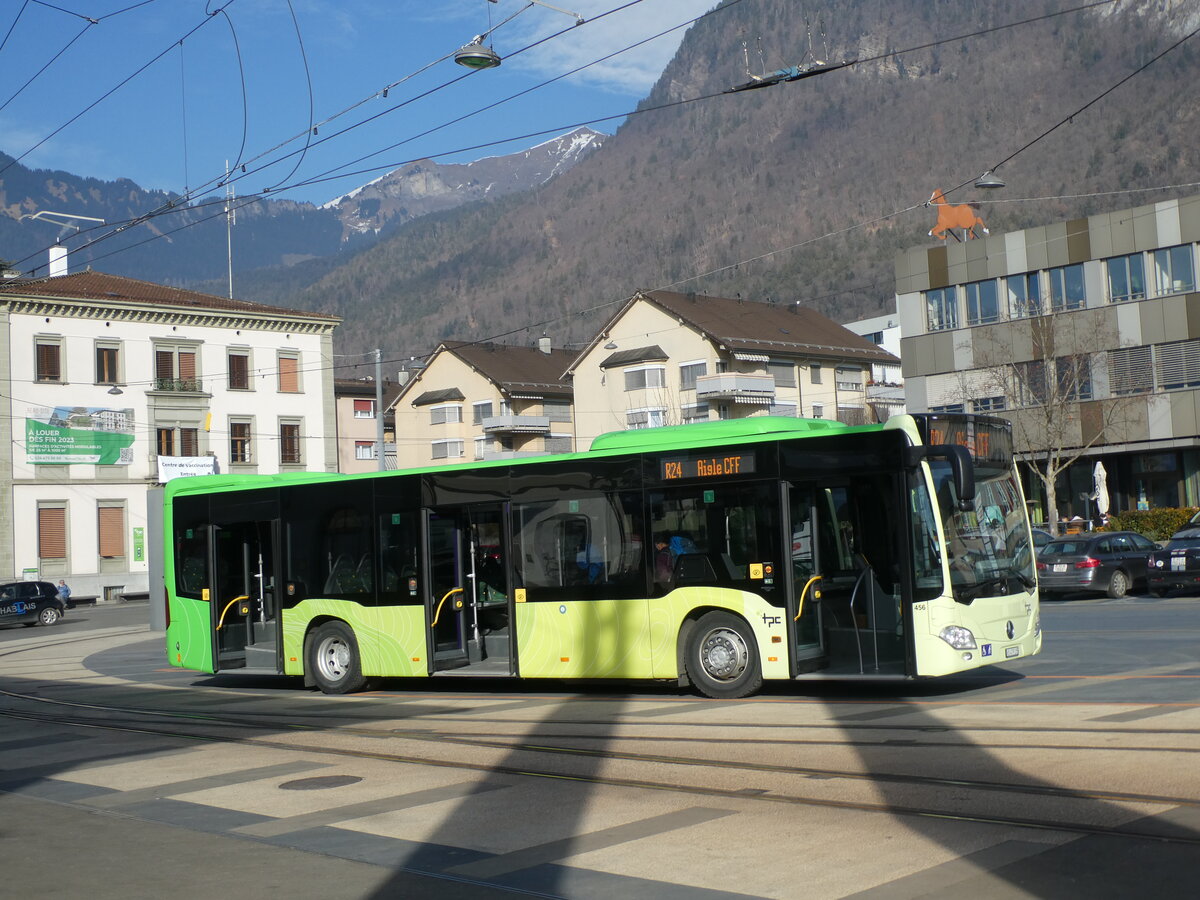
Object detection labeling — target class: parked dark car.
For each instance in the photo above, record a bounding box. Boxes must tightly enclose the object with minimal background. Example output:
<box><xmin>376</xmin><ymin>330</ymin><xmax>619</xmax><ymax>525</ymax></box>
<box><xmin>1146</xmin><ymin>517</ymin><xmax>1200</xmax><ymax>595</ymax></box>
<box><xmin>1036</xmin><ymin>531</ymin><xmax>1158</xmax><ymax>599</ymax></box>
<box><xmin>0</xmin><ymin>580</ymin><xmax>67</xmax><ymax>627</ymax></box>
<box><xmin>1031</xmin><ymin>528</ymin><xmax>1053</xmax><ymax>554</ymax></box>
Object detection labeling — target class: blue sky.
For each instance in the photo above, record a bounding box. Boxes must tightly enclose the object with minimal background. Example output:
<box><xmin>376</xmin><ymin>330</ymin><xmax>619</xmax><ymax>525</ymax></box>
<box><xmin>0</xmin><ymin>0</ymin><xmax>718</xmax><ymax>205</ymax></box>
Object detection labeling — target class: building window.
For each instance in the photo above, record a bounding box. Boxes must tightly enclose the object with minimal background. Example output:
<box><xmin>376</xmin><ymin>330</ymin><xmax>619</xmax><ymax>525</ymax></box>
<box><xmin>35</xmin><ymin>338</ymin><xmax>62</xmax><ymax>383</ymax></box>
<box><xmin>624</xmin><ymin>365</ymin><xmax>665</xmax><ymax>391</ymax></box>
<box><xmin>767</xmin><ymin>360</ymin><xmax>796</xmax><ymax>387</ymax></box>
<box><xmin>810</xmin><ymin>364</ymin><xmax>822</xmax><ymax>384</ymax></box>
<box><xmin>544</xmin><ymin>400</ymin><xmax>572</xmax><ymax>422</ymax></box>
<box><xmin>837</xmin><ymin>406</ymin><xmax>866</xmax><ymax>426</ymax></box>
<box><xmin>156</xmin><ymin>427</ymin><xmax>198</xmax><ymax>456</ymax></box>
<box><xmin>1057</xmin><ymin>356</ymin><xmax>1093</xmax><ymax>401</ymax></box>
<box><xmin>1014</xmin><ymin>360</ymin><xmax>1047</xmax><ymax>406</ymax></box>
<box><xmin>277</xmin><ymin>353</ymin><xmax>300</xmax><ymax>393</ymax></box>
<box><xmin>180</xmin><ymin>427</ymin><xmax>199</xmax><ymax>456</ymax></box>
<box><xmin>863</xmin><ymin>331</ymin><xmax>884</xmax><ymax>344</ymax></box>
<box><xmin>353</xmin><ymin>399</ymin><xmax>375</xmax><ymax>418</ymax></box>
<box><xmin>430</xmin><ymin>404</ymin><xmax>462</xmax><ymax>425</ymax></box>
<box><xmin>37</xmin><ymin>504</ymin><xmax>66</xmax><ymax>560</ymax></box>
<box><xmin>769</xmin><ymin>401</ymin><xmax>797</xmax><ymax>416</ymax></box>
<box><xmin>154</xmin><ymin>344</ymin><xmax>199</xmax><ymax>392</ymax></box>
<box><xmin>925</xmin><ymin>287</ymin><xmax>958</xmax><ymax>331</ymax></box>
<box><xmin>472</xmin><ymin>401</ymin><xmax>493</xmax><ymax>425</ymax></box>
<box><xmin>156</xmin><ymin>428</ymin><xmax>174</xmax><ymax>457</ymax></box>
<box><xmin>1007</xmin><ymin>272</ymin><xmax>1042</xmax><ymax>318</ymax></box>
<box><xmin>228</xmin><ymin>351</ymin><xmax>250</xmax><ymax>390</ymax></box>
<box><xmin>626</xmin><ymin>407</ymin><xmax>665</xmax><ymax>429</ymax></box>
<box><xmin>965</xmin><ymin>279</ymin><xmax>1000</xmax><ymax>325</ymax></box>
<box><xmin>679</xmin><ymin>361</ymin><xmax>706</xmax><ymax>391</ymax></box>
<box><xmin>474</xmin><ymin>436</ymin><xmax>490</xmax><ymax>459</ymax></box>
<box><xmin>836</xmin><ymin>368</ymin><xmax>864</xmax><ymax>391</ymax></box>
<box><xmin>98</xmin><ymin>504</ymin><xmax>126</xmax><ymax>559</ymax></box>
<box><xmin>280</xmin><ymin>421</ymin><xmax>302</xmax><ymax>464</ymax></box>
<box><xmin>354</xmin><ymin>441</ymin><xmax>377</xmax><ymax>460</ymax></box>
<box><xmin>971</xmin><ymin>396</ymin><xmax>1006</xmax><ymax>412</ymax></box>
<box><xmin>1106</xmin><ymin>252</ymin><xmax>1146</xmax><ymax>303</ymax></box>
<box><xmin>1155</xmin><ymin>339</ymin><xmax>1200</xmax><ymax>390</ymax></box>
<box><xmin>1048</xmin><ymin>264</ymin><xmax>1086</xmax><ymax>310</ymax></box>
<box><xmin>230</xmin><ymin>420</ymin><xmax>252</xmax><ymax>463</ymax></box>
<box><xmin>544</xmin><ymin>434</ymin><xmax>572</xmax><ymax>454</ymax></box>
<box><xmin>811</xmin><ymin>403</ymin><xmax>824</xmax><ymax>418</ymax></box>
<box><xmin>681</xmin><ymin>402</ymin><xmax>709</xmax><ymax>423</ymax></box>
<box><xmin>928</xmin><ymin>403</ymin><xmax>966</xmax><ymax>413</ymax></box>
<box><xmin>1152</xmin><ymin>244</ymin><xmax>1196</xmax><ymax>296</ymax></box>
<box><xmin>431</xmin><ymin>439</ymin><xmax>464</xmax><ymax>459</ymax></box>
<box><xmin>1108</xmin><ymin>346</ymin><xmax>1153</xmax><ymax>395</ymax></box>
<box><xmin>95</xmin><ymin>342</ymin><xmax>120</xmax><ymax>385</ymax></box>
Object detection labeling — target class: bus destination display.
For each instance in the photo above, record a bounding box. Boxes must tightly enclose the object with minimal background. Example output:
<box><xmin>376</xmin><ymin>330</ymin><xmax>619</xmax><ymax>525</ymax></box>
<box><xmin>661</xmin><ymin>452</ymin><xmax>756</xmax><ymax>480</ymax></box>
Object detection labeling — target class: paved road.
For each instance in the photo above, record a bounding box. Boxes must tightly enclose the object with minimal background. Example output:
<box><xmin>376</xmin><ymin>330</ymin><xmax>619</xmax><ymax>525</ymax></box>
<box><xmin>1</xmin><ymin>596</ymin><xmax>1197</xmax><ymax>899</ymax></box>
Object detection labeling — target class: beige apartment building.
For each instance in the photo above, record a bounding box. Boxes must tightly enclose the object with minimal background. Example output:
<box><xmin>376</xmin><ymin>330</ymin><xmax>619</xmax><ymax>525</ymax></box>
<box><xmin>567</xmin><ymin>290</ymin><xmax>899</xmax><ymax>449</ymax></box>
<box><xmin>896</xmin><ymin>193</ymin><xmax>1200</xmax><ymax>521</ymax></box>
<box><xmin>333</xmin><ymin>378</ymin><xmax>404</xmax><ymax>473</ymax></box>
<box><xmin>390</xmin><ymin>340</ymin><xmax>574</xmax><ymax>469</ymax></box>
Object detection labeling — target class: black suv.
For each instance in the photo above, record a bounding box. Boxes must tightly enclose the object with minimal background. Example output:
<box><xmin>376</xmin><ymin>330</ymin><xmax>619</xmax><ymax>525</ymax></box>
<box><xmin>0</xmin><ymin>580</ymin><xmax>67</xmax><ymax>627</ymax></box>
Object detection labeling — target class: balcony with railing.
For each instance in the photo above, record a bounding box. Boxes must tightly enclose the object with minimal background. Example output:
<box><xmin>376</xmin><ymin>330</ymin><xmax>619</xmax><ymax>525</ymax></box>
<box><xmin>482</xmin><ymin>414</ymin><xmax>551</xmax><ymax>434</ymax></box>
<box><xmin>694</xmin><ymin>373</ymin><xmax>775</xmax><ymax>404</ymax></box>
<box><xmin>152</xmin><ymin>377</ymin><xmax>204</xmax><ymax>393</ymax></box>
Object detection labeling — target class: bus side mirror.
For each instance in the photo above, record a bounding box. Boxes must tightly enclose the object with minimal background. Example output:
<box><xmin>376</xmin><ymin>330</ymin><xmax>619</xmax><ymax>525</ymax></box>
<box><xmin>905</xmin><ymin>444</ymin><xmax>976</xmax><ymax>512</ymax></box>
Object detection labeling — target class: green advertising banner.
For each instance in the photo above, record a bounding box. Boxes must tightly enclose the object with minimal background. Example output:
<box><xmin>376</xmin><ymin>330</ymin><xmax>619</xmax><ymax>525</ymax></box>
<box><xmin>133</xmin><ymin>527</ymin><xmax>145</xmax><ymax>562</ymax></box>
<box><xmin>26</xmin><ymin>406</ymin><xmax>135</xmax><ymax>465</ymax></box>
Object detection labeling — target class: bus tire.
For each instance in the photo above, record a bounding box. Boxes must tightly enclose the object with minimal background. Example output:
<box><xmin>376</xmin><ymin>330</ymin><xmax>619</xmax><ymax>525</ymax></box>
<box><xmin>307</xmin><ymin>621</ymin><xmax>367</xmax><ymax>694</ymax></box>
<box><xmin>685</xmin><ymin>612</ymin><xmax>762</xmax><ymax>699</ymax></box>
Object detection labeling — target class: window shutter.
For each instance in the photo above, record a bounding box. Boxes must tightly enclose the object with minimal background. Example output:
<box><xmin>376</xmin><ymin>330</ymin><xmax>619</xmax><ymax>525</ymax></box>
<box><xmin>36</xmin><ymin>343</ymin><xmax>61</xmax><ymax>381</ymax></box>
<box><xmin>38</xmin><ymin>507</ymin><xmax>66</xmax><ymax>558</ymax></box>
<box><xmin>279</xmin><ymin>356</ymin><xmax>299</xmax><ymax>392</ymax></box>
<box><xmin>178</xmin><ymin>351</ymin><xmax>196</xmax><ymax>380</ymax></box>
<box><xmin>353</xmin><ymin>399</ymin><xmax>373</xmax><ymax>416</ymax></box>
<box><xmin>155</xmin><ymin>350</ymin><xmax>174</xmax><ymax>380</ymax></box>
<box><xmin>228</xmin><ymin>353</ymin><xmax>248</xmax><ymax>389</ymax></box>
<box><xmin>180</xmin><ymin>428</ymin><xmax>199</xmax><ymax>456</ymax></box>
<box><xmin>1155</xmin><ymin>339</ymin><xmax>1200</xmax><ymax>389</ymax></box>
<box><xmin>98</xmin><ymin>507</ymin><xmax>125</xmax><ymax>558</ymax></box>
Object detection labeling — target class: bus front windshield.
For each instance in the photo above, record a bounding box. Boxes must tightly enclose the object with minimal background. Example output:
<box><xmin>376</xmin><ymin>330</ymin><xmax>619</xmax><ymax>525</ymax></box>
<box><xmin>929</xmin><ymin>461</ymin><xmax>1036</xmax><ymax>601</ymax></box>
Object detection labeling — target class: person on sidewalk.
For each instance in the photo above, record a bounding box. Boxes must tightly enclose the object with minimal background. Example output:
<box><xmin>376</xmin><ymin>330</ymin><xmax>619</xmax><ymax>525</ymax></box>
<box><xmin>57</xmin><ymin>579</ymin><xmax>72</xmax><ymax>608</ymax></box>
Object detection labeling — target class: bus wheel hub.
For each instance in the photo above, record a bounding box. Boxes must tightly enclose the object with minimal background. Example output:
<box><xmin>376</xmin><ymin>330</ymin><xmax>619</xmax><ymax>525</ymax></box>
<box><xmin>701</xmin><ymin>628</ymin><xmax>747</xmax><ymax>681</ymax></box>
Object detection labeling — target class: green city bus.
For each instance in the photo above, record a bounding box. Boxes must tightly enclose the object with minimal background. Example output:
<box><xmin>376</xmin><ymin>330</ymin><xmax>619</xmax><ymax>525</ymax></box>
<box><xmin>161</xmin><ymin>413</ymin><xmax>1041</xmax><ymax>698</ymax></box>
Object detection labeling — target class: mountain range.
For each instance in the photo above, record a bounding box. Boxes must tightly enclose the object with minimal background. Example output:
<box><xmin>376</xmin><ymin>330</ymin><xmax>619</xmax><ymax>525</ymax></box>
<box><xmin>3</xmin><ymin>0</ymin><xmax>1199</xmax><ymax>365</ymax></box>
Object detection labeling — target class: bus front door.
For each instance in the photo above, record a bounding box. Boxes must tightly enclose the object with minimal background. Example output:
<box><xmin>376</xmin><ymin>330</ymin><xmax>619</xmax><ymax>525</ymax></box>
<box><xmin>426</xmin><ymin>505</ymin><xmax>512</xmax><ymax>674</ymax></box>
<box><xmin>786</xmin><ymin>485</ymin><xmax>826</xmax><ymax>666</ymax></box>
<box><xmin>211</xmin><ymin>519</ymin><xmax>280</xmax><ymax>672</ymax></box>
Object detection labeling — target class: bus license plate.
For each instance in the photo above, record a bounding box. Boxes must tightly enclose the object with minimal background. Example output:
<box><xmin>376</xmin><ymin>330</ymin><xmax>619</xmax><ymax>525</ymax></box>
<box><xmin>1053</xmin><ymin>564</ymin><xmax>1067</xmax><ymax>573</ymax></box>
<box><xmin>1005</xmin><ymin>647</ymin><xmax>1020</xmax><ymax>658</ymax></box>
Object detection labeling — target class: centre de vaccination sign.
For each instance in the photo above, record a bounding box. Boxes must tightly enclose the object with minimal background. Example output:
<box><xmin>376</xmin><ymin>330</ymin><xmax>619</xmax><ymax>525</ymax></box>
<box><xmin>26</xmin><ymin>406</ymin><xmax>135</xmax><ymax>465</ymax></box>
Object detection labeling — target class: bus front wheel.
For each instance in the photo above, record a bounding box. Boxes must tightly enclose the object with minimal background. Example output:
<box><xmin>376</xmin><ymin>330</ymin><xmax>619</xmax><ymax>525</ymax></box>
<box><xmin>685</xmin><ymin>612</ymin><xmax>762</xmax><ymax>699</ymax></box>
<box><xmin>307</xmin><ymin>621</ymin><xmax>367</xmax><ymax>694</ymax></box>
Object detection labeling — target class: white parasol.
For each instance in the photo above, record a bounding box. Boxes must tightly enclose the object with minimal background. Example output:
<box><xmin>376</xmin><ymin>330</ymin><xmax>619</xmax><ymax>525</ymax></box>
<box><xmin>1093</xmin><ymin>461</ymin><xmax>1110</xmax><ymax>518</ymax></box>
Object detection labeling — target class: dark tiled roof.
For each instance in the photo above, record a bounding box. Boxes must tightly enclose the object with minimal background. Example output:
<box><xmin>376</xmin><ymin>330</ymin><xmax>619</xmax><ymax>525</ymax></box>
<box><xmin>334</xmin><ymin>379</ymin><xmax>406</xmax><ymax>408</ymax></box>
<box><xmin>599</xmin><ymin>345</ymin><xmax>668</xmax><ymax>369</ymax></box>
<box><xmin>412</xmin><ymin>387</ymin><xmax>466</xmax><ymax>406</ymax></box>
<box><xmin>446</xmin><ymin>342</ymin><xmax>574</xmax><ymax>397</ymax></box>
<box><xmin>0</xmin><ymin>270</ymin><xmax>339</xmax><ymax>321</ymax></box>
<box><xmin>638</xmin><ymin>290</ymin><xmax>897</xmax><ymax>364</ymax></box>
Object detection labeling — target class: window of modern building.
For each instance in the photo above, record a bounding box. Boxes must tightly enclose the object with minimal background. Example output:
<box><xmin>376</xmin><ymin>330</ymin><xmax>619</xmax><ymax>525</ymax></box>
<box><xmin>928</xmin><ymin>403</ymin><xmax>966</xmax><ymax>413</ymax></box>
<box><xmin>1056</xmin><ymin>356</ymin><xmax>1093</xmax><ymax>401</ymax></box>
<box><xmin>767</xmin><ymin>360</ymin><xmax>796</xmax><ymax>387</ymax></box>
<box><xmin>430</xmin><ymin>404</ymin><xmax>462</xmax><ymax>425</ymax></box>
<box><xmin>280</xmin><ymin>421</ymin><xmax>302</xmax><ymax>464</ymax></box>
<box><xmin>863</xmin><ymin>331</ymin><xmax>884</xmax><ymax>344</ymax></box>
<box><xmin>228</xmin><ymin>350</ymin><xmax>250</xmax><ymax>390</ymax></box>
<box><xmin>624</xmin><ymin>365</ymin><xmax>666</xmax><ymax>391</ymax></box>
<box><xmin>354</xmin><ymin>440</ymin><xmax>377</xmax><ymax>460</ymax></box>
<box><xmin>472</xmin><ymin>401</ymin><xmax>493</xmax><ymax>425</ymax></box>
<box><xmin>965</xmin><ymin>279</ymin><xmax>1000</xmax><ymax>325</ymax></box>
<box><xmin>431</xmin><ymin>439</ymin><xmax>464</xmax><ymax>459</ymax></box>
<box><xmin>98</xmin><ymin>504</ymin><xmax>126</xmax><ymax>559</ymax></box>
<box><xmin>681</xmin><ymin>402</ymin><xmax>710</xmax><ymax>423</ymax></box>
<box><xmin>1007</xmin><ymin>272</ymin><xmax>1042</xmax><ymax>318</ymax></box>
<box><xmin>1108</xmin><ymin>346</ymin><xmax>1153</xmax><ymax>395</ymax></box>
<box><xmin>1155</xmin><ymin>338</ymin><xmax>1200</xmax><ymax>390</ymax></box>
<box><xmin>925</xmin><ymin>286</ymin><xmax>958</xmax><ymax>331</ymax></box>
<box><xmin>1152</xmin><ymin>244</ymin><xmax>1196</xmax><ymax>296</ymax></box>
<box><xmin>353</xmin><ymin>399</ymin><xmax>375</xmax><ymax>419</ymax></box>
<box><xmin>971</xmin><ymin>396</ymin><xmax>1006</xmax><ymax>412</ymax></box>
<box><xmin>544</xmin><ymin>400</ymin><xmax>572</xmax><ymax>422</ymax></box>
<box><xmin>1015</xmin><ymin>360</ymin><xmax>1047</xmax><ymax>406</ymax></box>
<box><xmin>37</xmin><ymin>504</ymin><xmax>66</xmax><ymax>561</ymax></box>
<box><xmin>679</xmin><ymin>361</ymin><xmax>706</xmax><ymax>391</ymax></box>
<box><xmin>154</xmin><ymin>344</ymin><xmax>199</xmax><ymax>391</ymax></box>
<box><xmin>626</xmin><ymin>407</ymin><xmax>666</xmax><ymax>429</ymax></box>
<box><xmin>277</xmin><ymin>353</ymin><xmax>300</xmax><ymax>393</ymax></box>
<box><xmin>95</xmin><ymin>342</ymin><xmax>120</xmax><ymax>385</ymax></box>
<box><xmin>230</xmin><ymin>420</ymin><xmax>252</xmax><ymax>463</ymax></box>
<box><xmin>1106</xmin><ymin>252</ymin><xmax>1146</xmax><ymax>303</ymax></box>
<box><xmin>35</xmin><ymin>337</ymin><xmax>63</xmax><ymax>383</ymax></box>
<box><xmin>1048</xmin><ymin>263</ymin><xmax>1086</xmax><ymax>310</ymax></box>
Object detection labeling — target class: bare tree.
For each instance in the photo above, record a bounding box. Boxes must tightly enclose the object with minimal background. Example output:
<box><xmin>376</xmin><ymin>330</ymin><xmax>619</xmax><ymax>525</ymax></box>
<box><xmin>948</xmin><ymin>306</ymin><xmax>1135</xmax><ymax>536</ymax></box>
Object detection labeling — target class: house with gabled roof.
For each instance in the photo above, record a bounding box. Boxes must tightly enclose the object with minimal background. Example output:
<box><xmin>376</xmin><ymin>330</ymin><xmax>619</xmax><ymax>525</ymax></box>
<box><xmin>565</xmin><ymin>290</ymin><xmax>900</xmax><ymax>449</ymax></box>
<box><xmin>389</xmin><ymin>338</ymin><xmax>575</xmax><ymax>469</ymax></box>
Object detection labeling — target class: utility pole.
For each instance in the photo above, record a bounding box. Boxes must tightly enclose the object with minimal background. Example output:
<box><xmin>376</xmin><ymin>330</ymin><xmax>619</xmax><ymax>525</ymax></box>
<box><xmin>375</xmin><ymin>349</ymin><xmax>385</xmax><ymax>471</ymax></box>
<box><xmin>225</xmin><ymin>161</ymin><xmax>236</xmax><ymax>299</ymax></box>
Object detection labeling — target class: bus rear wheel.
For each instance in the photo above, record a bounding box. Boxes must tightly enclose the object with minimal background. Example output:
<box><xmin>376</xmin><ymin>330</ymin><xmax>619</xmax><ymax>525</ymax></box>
<box><xmin>685</xmin><ymin>612</ymin><xmax>762</xmax><ymax>699</ymax></box>
<box><xmin>308</xmin><ymin>621</ymin><xmax>367</xmax><ymax>694</ymax></box>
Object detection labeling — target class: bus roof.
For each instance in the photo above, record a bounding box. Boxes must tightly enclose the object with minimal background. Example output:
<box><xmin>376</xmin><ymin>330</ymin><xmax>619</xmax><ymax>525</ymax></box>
<box><xmin>163</xmin><ymin>415</ymin><xmax>888</xmax><ymax>499</ymax></box>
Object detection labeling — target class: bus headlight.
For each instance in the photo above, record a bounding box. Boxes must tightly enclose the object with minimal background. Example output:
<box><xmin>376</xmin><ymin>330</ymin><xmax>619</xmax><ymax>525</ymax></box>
<box><xmin>939</xmin><ymin>625</ymin><xmax>977</xmax><ymax>650</ymax></box>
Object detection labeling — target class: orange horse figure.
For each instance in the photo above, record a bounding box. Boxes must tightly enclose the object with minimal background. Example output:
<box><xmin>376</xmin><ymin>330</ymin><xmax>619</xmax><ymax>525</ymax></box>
<box><xmin>927</xmin><ymin>189</ymin><xmax>989</xmax><ymax>240</ymax></box>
